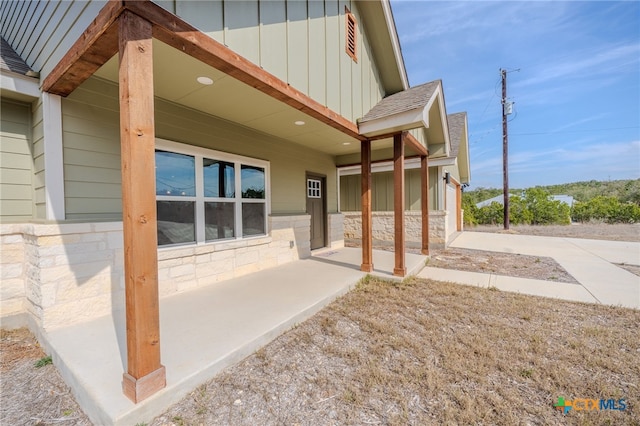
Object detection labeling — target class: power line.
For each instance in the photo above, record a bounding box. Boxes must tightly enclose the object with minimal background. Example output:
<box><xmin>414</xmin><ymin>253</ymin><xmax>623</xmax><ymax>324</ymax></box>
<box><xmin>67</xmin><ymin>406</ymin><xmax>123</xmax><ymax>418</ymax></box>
<box><xmin>512</xmin><ymin>126</ymin><xmax>639</xmax><ymax>136</ymax></box>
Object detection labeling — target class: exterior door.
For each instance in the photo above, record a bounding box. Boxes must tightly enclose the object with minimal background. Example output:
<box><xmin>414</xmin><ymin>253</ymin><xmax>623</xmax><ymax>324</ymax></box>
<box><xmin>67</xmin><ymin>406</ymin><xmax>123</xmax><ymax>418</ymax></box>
<box><xmin>306</xmin><ymin>174</ymin><xmax>326</xmax><ymax>250</ymax></box>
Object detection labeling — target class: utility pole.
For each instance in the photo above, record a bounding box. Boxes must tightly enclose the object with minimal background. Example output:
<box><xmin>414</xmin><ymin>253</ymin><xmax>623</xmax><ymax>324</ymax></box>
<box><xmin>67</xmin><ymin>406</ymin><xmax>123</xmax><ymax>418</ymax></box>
<box><xmin>501</xmin><ymin>68</ymin><xmax>510</xmax><ymax>230</ymax></box>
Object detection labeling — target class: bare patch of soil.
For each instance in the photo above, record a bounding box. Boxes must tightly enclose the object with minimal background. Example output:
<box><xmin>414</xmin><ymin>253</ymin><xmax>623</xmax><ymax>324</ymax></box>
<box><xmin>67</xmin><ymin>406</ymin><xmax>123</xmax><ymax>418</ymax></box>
<box><xmin>427</xmin><ymin>247</ymin><xmax>579</xmax><ymax>283</ymax></box>
<box><xmin>470</xmin><ymin>223</ymin><xmax>640</xmax><ymax>242</ymax></box>
<box><xmin>0</xmin><ymin>328</ymin><xmax>91</xmax><ymax>426</ymax></box>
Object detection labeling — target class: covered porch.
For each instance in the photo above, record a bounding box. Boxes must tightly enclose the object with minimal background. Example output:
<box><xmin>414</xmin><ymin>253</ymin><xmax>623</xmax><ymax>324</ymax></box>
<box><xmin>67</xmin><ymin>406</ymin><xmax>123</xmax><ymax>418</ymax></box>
<box><xmin>41</xmin><ymin>0</ymin><xmax>440</xmax><ymax>412</ymax></box>
<box><xmin>40</xmin><ymin>247</ymin><xmax>427</xmax><ymax>425</ymax></box>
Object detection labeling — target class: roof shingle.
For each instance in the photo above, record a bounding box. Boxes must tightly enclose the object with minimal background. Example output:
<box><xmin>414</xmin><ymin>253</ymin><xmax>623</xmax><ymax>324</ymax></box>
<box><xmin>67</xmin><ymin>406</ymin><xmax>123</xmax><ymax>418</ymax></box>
<box><xmin>1</xmin><ymin>37</ymin><xmax>34</xmax><ymax>76</ymax></box>
<box><xmin>360</xmin><ymin>80</ymin><xmax>440</xmax><ymax>123</ymax></box>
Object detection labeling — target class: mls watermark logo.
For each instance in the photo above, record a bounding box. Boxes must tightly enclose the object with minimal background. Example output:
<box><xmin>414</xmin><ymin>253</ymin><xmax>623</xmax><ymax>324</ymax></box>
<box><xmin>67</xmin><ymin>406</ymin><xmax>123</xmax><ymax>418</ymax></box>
<box><xmin>554</xmin><ymin>396</ymin><xmax>627</xmax><ymax>414</ymax></box>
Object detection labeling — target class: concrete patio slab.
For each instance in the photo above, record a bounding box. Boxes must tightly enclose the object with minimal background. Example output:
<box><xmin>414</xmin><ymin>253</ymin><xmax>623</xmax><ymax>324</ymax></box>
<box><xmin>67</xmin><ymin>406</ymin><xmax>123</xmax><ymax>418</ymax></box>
<box><xmin>419</xmin><ymin>267</ymin><xmax>598</xmax><ymax>304</ymax></box>
<box><xmin>40</xmin><ymin>247</ymin><xmax>426</xmax><ymax>426</ymax></box>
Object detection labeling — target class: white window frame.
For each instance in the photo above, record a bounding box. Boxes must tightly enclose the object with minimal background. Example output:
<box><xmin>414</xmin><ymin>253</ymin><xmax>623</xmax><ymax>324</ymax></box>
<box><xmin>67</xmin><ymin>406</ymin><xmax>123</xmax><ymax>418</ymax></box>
<box><xmin>155</xmin><ymin>138</ymin><xmax>270</xmax><ymax>247</ymax></box>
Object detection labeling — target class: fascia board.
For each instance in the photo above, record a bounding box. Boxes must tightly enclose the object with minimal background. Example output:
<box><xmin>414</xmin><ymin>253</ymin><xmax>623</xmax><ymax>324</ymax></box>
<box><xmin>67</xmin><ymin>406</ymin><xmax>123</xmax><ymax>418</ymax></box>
<box><xmin>359</xmin><ymin>107</ymin><xmax>427</xmax><ymax>137</ymax></box>
<box><xmin>0</xmin><ymin>71</ymin><xmax>40</xmax><ymax>99</ymax></box>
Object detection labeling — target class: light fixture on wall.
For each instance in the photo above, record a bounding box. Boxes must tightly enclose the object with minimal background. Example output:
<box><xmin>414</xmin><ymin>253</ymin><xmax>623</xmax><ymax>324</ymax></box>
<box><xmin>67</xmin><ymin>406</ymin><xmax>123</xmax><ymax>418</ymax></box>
<box><xmin>443</xmin><ymin>172</ymin><xmax>451</xmax><ymax>184</ymax></box>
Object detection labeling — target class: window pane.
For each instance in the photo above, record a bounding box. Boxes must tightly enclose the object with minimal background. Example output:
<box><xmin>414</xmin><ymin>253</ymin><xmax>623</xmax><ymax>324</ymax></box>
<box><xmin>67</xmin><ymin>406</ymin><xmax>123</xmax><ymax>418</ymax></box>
<box><xmin>242</xmin><ymin>203</ymin><xmax>265</xmax><ymax>237</ymax></box>
<box><xmin>157</xmin><ymin>201</ymin><xmax>195</xmax><ymax>245</ymax></box>
<box><xmin>155</xmin><ymin>150</ymin><xmax>195</xmax><ymax>196</ymax></box>
<box><xmin>203</xmin><ymin>159</ymin><xmax>235</xmax><ymax>198</ymax></box>
<box><xmin>241</xmin><ymin>165</ymin><xmax>265</xmax><ymax>199</ymax></box>
<box><xmin>205</xmin><ymin>202</ymin><xmax>235</xmax><ymax>241</ymax></box>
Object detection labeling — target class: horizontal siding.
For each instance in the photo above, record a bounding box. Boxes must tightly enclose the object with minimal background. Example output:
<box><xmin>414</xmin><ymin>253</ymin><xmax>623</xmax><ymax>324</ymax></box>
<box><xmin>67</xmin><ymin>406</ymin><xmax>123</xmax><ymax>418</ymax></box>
<box><xmin>62</xmin><ymin>82</ymin><xmax>120</xmax><ymax>220</ymax></box>
<box><xmin>62</xmin><ymin>77</ymin><xmax>340</xmax><ymax>219</ymax></box>
<box><xmin>31</xmin><ymin>98</ymin><xmax>46</xmax><ymax>219</ymax></box>
<box><xmin>0</xmin><ymin>100</ymin><xmax>33</xmax><ymax>220</ymax></box>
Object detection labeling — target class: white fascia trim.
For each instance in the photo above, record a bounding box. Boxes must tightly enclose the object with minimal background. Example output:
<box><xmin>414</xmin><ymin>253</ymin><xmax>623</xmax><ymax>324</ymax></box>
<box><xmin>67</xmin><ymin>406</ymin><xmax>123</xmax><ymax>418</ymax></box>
<box><xmin>428</xmin><ymin>157</ymin><xmax>456</xmax><ymax>167</ymax></box>
<box><xmin>43</xmin><ymin>93</ymin><xmax>66</xmax><ymax>221</ymax></box>
<box><xmin>359</xmin><ymin>108</ymin><xmax>426</xmax><ymax>137</ymax></box>
<box><xmin>0</xmin><ymin>71</ymin><xmax>40</xmax><ymax>98</ymax></box>
<box><xmin>381</xmin><ymin>0</ymin><xmax>409</xmax><ymax>90</ymax></box>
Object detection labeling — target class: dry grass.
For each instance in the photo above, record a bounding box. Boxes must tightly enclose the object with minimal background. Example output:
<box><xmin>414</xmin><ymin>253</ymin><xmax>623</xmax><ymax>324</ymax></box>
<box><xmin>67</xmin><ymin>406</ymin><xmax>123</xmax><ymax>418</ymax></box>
<box><xmin>152</xmin><ymin>277</ymin><xmax>640</xmax><ymax>425</ymax></box>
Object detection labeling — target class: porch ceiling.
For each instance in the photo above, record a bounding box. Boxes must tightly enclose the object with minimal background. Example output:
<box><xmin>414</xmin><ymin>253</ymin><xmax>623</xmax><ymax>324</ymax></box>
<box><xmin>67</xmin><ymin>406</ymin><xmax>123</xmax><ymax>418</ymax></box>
<box><xmin>93</xmin><ymin>39</ymin><xmax>361</xmax><ymax>156</ymax></box>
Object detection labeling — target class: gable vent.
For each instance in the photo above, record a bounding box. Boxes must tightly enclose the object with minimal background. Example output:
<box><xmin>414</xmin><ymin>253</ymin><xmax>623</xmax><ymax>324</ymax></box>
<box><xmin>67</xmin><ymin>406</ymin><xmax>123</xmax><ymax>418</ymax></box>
<box><xmin>345</xmin><ymin>7</ymin><xmax>358</xmax><ymax>62</ymax></box>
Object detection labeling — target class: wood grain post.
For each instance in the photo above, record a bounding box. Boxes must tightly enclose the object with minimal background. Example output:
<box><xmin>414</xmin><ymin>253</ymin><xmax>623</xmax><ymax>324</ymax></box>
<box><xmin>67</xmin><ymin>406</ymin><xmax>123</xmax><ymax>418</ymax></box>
<box><xmin>361</xmin><ymin>140</ymin><xmax>373</xmax><ymax>272</ymax></box>
<box><xmin>393</xmin><ymin>134</ymin><xmax>406</xmax><ymax>277</ymax></box>
<box><xmin>456</xmin><ymin>182</ymin><xmax>462</xmax><ymax>232</ymax></box>
<box><xmin>421</xmin><ymin>154</ymin><xmax>430</xmax><ymax>255</ymax></box>
<box><xmin>119</xmin><ymin>10</ymin><xmax>166</xmax><ymax>404</ymax></box>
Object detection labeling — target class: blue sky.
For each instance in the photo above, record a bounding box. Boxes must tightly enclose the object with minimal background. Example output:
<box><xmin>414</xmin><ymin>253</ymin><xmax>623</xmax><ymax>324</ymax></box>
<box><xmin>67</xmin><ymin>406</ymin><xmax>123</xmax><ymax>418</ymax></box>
<box><xmin>391</xmin><ymin>1</ymin><xmax>640</xmax><ymax>190</ymax></box>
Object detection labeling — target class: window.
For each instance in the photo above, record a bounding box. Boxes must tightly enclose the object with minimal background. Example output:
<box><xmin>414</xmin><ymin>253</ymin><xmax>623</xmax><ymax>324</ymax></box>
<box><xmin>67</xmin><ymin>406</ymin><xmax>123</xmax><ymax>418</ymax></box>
<box><xmin>155</xmin><ymin>140</ymin><xmax>269</xmax><ymax>247</ymax></box>
<box><xmin>307</xmin><ymin>179</ymin><xmax>321</xmax><ymax>198</ymax></box>
<box><xmin>345</xmin><ymin>7</ymin><xmax>357</xmax><ymax>62</ymax></box>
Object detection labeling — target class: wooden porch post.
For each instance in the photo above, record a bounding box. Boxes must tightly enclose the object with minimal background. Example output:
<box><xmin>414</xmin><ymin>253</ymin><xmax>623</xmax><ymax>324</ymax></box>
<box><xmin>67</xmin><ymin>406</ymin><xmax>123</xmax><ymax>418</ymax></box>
<box><xmin>456</xmin><ymin>182</ymin><xmax>462</xmax><ymax>231</ymax></box>
<box><xmin>420</xmin><ymin>154</ymin><xmax>429</xmax><ymax>255</ymax></box>
<box><xmin>393</xmin><ymin>134</ymin><xmax>406</xmax><ymax>277</ymax></box>
<box><xmin>119</xmin><ymin>10</ymin><xmax>166</xmax><ymax>403</ymax></box>
<box><xmin>361</xmin><ymin>139</ymin><xmax>373</xmax><ymax>272</ymax></box>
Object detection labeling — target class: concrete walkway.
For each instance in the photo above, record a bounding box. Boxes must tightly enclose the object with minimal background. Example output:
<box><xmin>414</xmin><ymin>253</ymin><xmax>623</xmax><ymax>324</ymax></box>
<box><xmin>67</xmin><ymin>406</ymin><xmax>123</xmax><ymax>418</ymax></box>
<box><xmin>41</xmin><ymin>248</ymin><xmax>426</xmax><ymax>426</ymax></box>
<box><xmin>418</xmin><ymin>232</ymin><xmax>640</xmax><ymax>309</ymax></box>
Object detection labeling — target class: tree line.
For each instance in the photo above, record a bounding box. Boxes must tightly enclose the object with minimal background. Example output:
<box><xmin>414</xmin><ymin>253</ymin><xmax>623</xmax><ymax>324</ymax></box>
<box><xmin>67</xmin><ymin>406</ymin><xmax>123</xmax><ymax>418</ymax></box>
<box><xmin>462</xmin><ymin>179</ymin><xmax>640</xmax><ymax>225</ymax></box>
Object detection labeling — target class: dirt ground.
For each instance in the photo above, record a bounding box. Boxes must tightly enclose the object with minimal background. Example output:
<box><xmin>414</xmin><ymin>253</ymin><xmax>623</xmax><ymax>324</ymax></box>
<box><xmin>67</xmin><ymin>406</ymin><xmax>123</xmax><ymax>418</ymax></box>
<box><xmin>469</xmin><ymin>222</ymin><xmax>640</xmax><ymax>242</ymax></box>
<box><xmin>1</xmin><ymin>223</ymin><xmax>638</xmax><ymax>425</ymax></box>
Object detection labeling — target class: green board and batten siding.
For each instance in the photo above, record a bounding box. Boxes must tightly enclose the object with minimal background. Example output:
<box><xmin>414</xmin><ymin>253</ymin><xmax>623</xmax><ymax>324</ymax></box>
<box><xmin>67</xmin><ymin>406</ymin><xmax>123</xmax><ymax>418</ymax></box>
<box><xmin>340</xmin><ymin>167</ymin><xmax>440</xmax><ymax>212</ymax></box>
<box><xmin>0</xmin><ymin>100</ymin><xmax>33</xmax><ymax>221</ymax></box>
<box><xmin>167</xmin><ymin>0</ymin><xmax>386</xmax><ymax>123</ymax></box>
<box><xmin>63</xmin><ymin>77</ymin><xmax>339</xmax><ymax>220</ymax></box>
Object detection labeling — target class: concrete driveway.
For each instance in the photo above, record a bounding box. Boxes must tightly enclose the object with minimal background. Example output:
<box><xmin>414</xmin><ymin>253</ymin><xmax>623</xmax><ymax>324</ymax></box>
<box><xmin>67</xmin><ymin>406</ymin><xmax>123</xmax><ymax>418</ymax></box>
<box><xmin>419</xmin><ymin>232</ymin><xmax>640</xmax><ymax>309</ymax></box>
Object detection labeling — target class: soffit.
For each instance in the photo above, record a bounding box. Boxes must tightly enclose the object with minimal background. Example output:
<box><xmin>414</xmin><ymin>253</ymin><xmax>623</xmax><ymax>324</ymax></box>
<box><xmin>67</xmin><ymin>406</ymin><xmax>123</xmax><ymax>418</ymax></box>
<box><xmin>94</xmin><ymin>39</ymin><xmax>360</xmax><ymax>156</ymax></box>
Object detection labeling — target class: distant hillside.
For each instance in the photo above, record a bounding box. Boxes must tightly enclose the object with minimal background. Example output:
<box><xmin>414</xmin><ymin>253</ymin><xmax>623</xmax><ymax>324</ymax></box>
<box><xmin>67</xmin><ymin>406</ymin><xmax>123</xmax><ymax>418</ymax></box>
<box><xmin>464</xmin><ymin>179</ymin><xmax>640</xmax><ymax>204</ymax></box>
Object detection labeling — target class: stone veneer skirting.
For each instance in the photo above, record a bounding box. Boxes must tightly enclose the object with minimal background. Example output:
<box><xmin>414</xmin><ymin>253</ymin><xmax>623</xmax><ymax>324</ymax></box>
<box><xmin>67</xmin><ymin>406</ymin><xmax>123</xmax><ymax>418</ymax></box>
<box><xmin>0</xmin><ymin>214</ymin><xmax>330</xmax><ymax>331</ymax></box>
<box><xmin>343</xmin><ymin>211</ymin><xmax>452</xmax><ymax>249</ymax></box>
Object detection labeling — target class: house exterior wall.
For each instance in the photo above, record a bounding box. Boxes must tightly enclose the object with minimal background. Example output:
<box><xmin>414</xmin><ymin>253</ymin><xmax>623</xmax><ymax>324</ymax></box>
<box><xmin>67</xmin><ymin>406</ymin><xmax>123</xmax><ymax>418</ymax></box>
<box><xmin>62</xmin><ymin>77</ymin><xmax>340</xmax><ymax>220</ymax></box>
<box><xmin>158</xmin><ymin>0</ymin><xmax>386</xmax><ymax>122</ymax></box>
<box><xmin>0</xmin><ymin>99</ymin><xmax>33</xmax><ymax>221</ymax></box>
<box><xmin>31</xmin><ymin>97</ymin><xmax>47</xmax><ymax>219</ymax></box>
<box><xmin>0</xmin><ymin>215</ymin><xmax>311</xmax><ymax>329</ymax></box>
<box><xmin>343</xmin><ymin>210</ymin><xmax>447</xmax><ymax>249</ymax></box>
<box><xmin>1</xmin><ymin>1</ymin><xmax>388</xmax><ymax>124</ymax></box>
<box><xmin>340</xmin><ymin>168</ymin><xmax>439</xmax><ymax>212</ymax></box>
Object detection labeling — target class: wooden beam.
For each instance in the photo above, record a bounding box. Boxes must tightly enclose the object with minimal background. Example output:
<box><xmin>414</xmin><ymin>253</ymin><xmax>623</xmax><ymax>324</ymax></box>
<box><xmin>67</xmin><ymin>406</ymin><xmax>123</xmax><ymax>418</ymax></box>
<box><xmin>361</xmin><ymin>140</ymin><xmax>373</xmax><ymax>272</ymax></box>
<box><xmin>393</xmin><ymin>133</ymin><xmax>406</xmax><ymax>277</ymax></box>
<box><xmin>119</xmin><ymin>10</ymin><xmax>165</xmax><ymax>404</ymax></box>
<box><xmin>456</xmin><ymin>182</ymin><xmax>462</xmax><ymax>232</ymax></box>
<box><xmin>123</xmin><ymin>0</ymin><xmax>364</xmax><ymax>141</ymax></box>
<box><xmin>43</xmin><ymin>1</ymin><xmax>123</xmax><ymax>96</ymax></box>
<box><xmin>402</xmin><ymin>131</ymin><xmax>428</xmax><ymax>156</ymax></box>
<box><xmin>421</xmin><ymin>155</ymin><xmax>430</xmax><ymax>255</ymax></box>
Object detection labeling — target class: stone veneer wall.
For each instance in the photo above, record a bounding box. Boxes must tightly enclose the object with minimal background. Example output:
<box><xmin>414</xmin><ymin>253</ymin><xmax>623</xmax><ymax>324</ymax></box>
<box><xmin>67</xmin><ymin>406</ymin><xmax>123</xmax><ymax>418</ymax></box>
<box><xmin>327</xmin><ymin>213</ymin><xmax>345</xmax><ymax>249</ymax></box>
<box><xmin>343</xmin><ymin>211</ymin><xmax>448</xmax><ymax>249</ymax></box>
<box><xmin>0</xmin><ymin>214</ymin><xmax>310</xmax><ymax>331</ymax></box>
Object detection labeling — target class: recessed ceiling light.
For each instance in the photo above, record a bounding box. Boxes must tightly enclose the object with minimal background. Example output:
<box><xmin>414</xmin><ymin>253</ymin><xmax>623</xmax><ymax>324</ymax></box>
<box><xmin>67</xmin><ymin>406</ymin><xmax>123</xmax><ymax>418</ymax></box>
<box><xmin>294</xmin><ymin>120</ymin><xmax>305</xmax><ymax>126</ymax></box>
<box><xmin>197</xmin><ymin>76</ymin><xmax>214</xmax><ymax>85</ymax></box>
<box><xmin>342</xmin><ymin>142</ymin><xmax>351</xmax><ymax>146</ymax></box>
